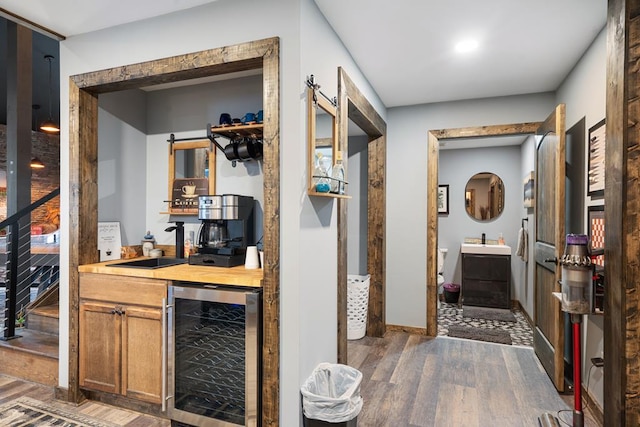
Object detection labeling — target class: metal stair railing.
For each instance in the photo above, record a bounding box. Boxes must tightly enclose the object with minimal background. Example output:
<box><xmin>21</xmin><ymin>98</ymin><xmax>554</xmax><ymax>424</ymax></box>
<box><xmin>0</xmin><ymin>188</ymin><xmax>60</xmax><ymax>340</ymax></box>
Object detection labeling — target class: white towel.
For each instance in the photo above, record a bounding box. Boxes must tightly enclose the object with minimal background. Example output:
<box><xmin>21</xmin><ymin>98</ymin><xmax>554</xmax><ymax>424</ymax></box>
<box><xmin>516</xmin><ymin>227</ymin><xmax>528</xmax><ymax>262</ymax></box>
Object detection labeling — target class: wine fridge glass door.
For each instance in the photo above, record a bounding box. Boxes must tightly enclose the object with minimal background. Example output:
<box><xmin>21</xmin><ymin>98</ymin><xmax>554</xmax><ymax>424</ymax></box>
<box><xmin>167</xmin><ymin>284</ymin><xmax>261</xmax><ymax>427</ymax></box>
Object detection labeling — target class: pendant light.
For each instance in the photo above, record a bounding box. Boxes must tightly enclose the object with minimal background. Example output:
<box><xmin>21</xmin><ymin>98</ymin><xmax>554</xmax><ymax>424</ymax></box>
<box><xmin>40</xmin><ymin>54</ymin><xmax>59</xmax><ymax>133</ymax></box>
<box><xmin>30</xmin><ymin>157</ymin><xmax>45</xmax><ymax>169</ymax></box>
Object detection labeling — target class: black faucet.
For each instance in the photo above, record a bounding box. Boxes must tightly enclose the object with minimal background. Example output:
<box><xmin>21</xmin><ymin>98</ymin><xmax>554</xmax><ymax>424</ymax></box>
<box><xmin>165</xmin><ymin>221</ymin><xmax>185</xmax><ymax>259</ymax></box>
<box><xmin>481</xmin><ymin>233</ymin><xmax>486</xmax><ymax>245</ymax></box>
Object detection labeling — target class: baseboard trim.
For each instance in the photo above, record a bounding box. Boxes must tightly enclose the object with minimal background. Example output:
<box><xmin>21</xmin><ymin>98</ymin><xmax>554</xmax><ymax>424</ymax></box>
<box><xmin>583</xmin><ymin>384</ymin><xmax>604</xmax><ymax>425</ymax></box>
<box><xmin>386</xmin><ymin>324</ymin><xmax>428</xmax><ymax>336</ymax></box>
<box><xmin>513</xmin><ymin>299</ymin><xmax>534</xmax><ymax>329</ymax></box>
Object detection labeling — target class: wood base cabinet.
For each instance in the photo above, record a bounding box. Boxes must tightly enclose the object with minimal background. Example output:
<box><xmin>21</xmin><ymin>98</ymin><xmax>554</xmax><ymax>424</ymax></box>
<box><xmin>462</xmin><ymin>253</ymin><xmax>511</xmax><ymax>309</ymax></box>
<box><xmin>79</xmin><ymin>273</ymin><xmax>167</xmax><ymax>404</ymax></box>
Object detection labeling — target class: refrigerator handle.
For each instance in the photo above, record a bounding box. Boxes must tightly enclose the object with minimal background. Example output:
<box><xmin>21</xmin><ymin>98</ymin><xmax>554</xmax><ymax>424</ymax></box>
<box><xmin>162</xmin><ymin>298</ymin><xmax>169</xmax><ymax>412</ymax></box>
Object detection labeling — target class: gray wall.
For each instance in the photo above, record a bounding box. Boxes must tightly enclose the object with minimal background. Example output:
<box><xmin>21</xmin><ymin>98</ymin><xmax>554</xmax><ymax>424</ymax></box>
<box><xmin>347</xmin><ymin>135</ymin><xmax>369</xmax><ymax>276</ymax></box>
<box><xmin>98</xmin><ymin>89</ymin><xmax>147</xmax><ymax>245</ymax></box>
<box><xmin>144</xmin><ymin>76</ymin><xmax>264</xmax><ymax>247</ymax></box>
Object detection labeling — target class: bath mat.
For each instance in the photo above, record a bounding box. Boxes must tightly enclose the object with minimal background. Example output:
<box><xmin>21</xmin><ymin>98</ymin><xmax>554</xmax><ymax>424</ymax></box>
<box><xmin>462</xmin><ymin>306</ymin><xmax>516</xmax><ymax>322</ymax></box>
<box><xmin>0</xmin><ymin>397</ymin><xmax>119</xmax><ymax>427</ymax></box>
<box><xmin>447</xmin><ymin>325</ymin><xmax>512</xmax><ymax>345</ymax></box>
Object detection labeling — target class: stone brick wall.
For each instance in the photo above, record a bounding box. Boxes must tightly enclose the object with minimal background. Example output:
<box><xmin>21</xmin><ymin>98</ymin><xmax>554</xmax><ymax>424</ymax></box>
<box><xmin>0</xmin><ymin>124</ymin><xmax>60</xmax><ymax>229</ymax></box>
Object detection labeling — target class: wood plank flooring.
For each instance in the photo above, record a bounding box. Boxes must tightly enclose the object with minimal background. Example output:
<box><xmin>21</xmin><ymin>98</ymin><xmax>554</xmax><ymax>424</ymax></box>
<box><xmin>0</xmin><ymin>331</ymin><xmax>601</xmax><ymax>427</ymax></box>
<box><xmin>348</xmin><ymin>331</ymin><xmax>602</xmax><ymax>427</ymax></box>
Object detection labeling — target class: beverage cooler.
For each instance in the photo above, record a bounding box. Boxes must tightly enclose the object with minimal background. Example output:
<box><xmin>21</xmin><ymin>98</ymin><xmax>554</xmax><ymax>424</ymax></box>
<box><xmin>167</xmin><ymin>283</ymin><xmax>262</xmax><ymax>427</ymax></box>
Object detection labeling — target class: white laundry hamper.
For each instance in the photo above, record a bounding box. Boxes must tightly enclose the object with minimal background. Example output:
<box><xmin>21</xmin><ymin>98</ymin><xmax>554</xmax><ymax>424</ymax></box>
<box><xmin>347</xmin><ymin>274</ymin><xmax>370</xmax><ymax>340</ymax></box>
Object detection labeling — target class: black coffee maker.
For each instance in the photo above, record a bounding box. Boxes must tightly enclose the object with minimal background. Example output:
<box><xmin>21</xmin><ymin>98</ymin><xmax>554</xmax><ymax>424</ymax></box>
<box><xmin>188</xmin><ymin>194</ymin><xmax>255</xmax><ymax>267</ymax></box>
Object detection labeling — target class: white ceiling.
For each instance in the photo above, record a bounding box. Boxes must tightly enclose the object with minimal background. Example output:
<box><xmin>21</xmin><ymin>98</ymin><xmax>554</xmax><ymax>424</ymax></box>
<box><xmin>314</xmin><ymin>0</ymin><xmax>606</xmax><ymax>107</ymax></box>
<box><xmin>0</xmin><ymin>0</ymin><xmax>606</xmax><ymax>111</ymax></box>
<box><xmin>0</xmin><ymin>0</ymin><xmax>219</xmax><ymax>37</ymax></box>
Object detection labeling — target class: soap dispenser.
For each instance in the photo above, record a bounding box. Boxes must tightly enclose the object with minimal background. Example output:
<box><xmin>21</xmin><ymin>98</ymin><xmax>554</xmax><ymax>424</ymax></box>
<box><xmin>498</xmin><ymin>233</ymin><xmax>505</xmax><ymax>245</ymax></box>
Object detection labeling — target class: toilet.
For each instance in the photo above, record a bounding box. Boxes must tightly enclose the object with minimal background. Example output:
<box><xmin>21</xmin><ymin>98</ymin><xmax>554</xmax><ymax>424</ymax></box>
<box><xmin>437</xmin><ymin>247</ymin><xmax>448</xmax><ymax>307</ymax></box>
<box><xmin>437</xmin><ymin>247</ymin><xmax>448</xmax><ymax>287</ymax></box>
<box><xmin>438</xmin><ymin>247</ymin><xmax>447</xmax><ymax>289</ymax></box>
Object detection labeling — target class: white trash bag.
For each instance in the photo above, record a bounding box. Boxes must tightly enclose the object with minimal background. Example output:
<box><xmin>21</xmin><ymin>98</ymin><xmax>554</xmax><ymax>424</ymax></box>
<box><xmin>301</xmin><ymin>363</ymin><xmax>363</xmax><ymax>423</ymax></box>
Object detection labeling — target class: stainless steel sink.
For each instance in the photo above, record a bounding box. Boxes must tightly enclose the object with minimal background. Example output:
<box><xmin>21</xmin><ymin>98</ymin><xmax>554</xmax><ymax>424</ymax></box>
<box><xmin>107</xmin><ymin>257</ymin><xmax>187</xmax><ymax>269</ymax></box>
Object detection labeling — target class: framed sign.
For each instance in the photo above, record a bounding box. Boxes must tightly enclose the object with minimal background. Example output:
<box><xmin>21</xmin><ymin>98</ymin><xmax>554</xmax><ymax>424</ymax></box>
<box><xmin>438</xmin><ymin>184</ymin><xmax>449</xmax><ymax>215</ymax></box>
<box><xmin>171</xmin><ymin>178</ymin><xmax>208</xmax><ymax>213</ymax></box>
<box><xmin>588</xmin><ymin>118</ymin><xmax>606</xmax><ymax>198</ymax></box>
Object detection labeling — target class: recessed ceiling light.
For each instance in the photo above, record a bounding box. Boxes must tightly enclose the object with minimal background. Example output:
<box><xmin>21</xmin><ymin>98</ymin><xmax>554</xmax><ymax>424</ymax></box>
<box><xmin>455</xmin><ymin>39</ymin><xmax>479</xmax><ymax>54</ymax></box>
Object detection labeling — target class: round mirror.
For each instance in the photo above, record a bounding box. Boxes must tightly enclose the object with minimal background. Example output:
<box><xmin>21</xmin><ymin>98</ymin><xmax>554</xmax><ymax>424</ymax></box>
<box><xmin>465</xmin><ymin>172</ymin><xmax>505</xmax><ymax>221</ymax></box>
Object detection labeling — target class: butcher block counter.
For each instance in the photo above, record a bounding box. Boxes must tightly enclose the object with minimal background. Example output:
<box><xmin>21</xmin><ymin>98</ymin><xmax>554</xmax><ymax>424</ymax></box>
<box><xmin>78</xmin><ymin>257</ymin><xmax>264</xmax><ymax>287</ymax></box>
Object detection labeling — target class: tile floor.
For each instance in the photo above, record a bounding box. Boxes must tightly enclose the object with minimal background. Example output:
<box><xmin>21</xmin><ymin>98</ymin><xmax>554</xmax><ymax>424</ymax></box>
<box><xmin>437</xmin><ymin>302</ymin><xmax>534</xmax><ymax>347</ymax></box>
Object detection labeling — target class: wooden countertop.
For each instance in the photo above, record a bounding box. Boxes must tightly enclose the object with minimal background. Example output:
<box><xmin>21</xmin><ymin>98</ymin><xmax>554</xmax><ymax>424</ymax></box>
<box><xmin>78</xmin><ymin>257</ymin><xmax>263</xmax><ymax>288</ymax></box>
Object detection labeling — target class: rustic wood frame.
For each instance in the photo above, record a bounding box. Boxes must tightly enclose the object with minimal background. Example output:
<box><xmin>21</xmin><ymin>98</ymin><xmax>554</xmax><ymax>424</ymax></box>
<box><xmin>167</xmin><ymin>140</ymin><xmax>216</xmax><ymax>214</ymax></box>
<box><xmin>65</xmin><ymin>37</ymin><xmax>280</xmax><ymax>426</ymax></box>
<box><xmin>426</xmin><ymin>123</ymin><xmax>541</xmax><ymax>336</ymax></box>
<box><xmin>336</xmin><ymin>68</ymin><xmax>386</xmax><ymax>363</ymax></box>
<box><xmin>604</xmin><ymin>1</ymin><xmax>636</xmax><ymax>422</ymax></box>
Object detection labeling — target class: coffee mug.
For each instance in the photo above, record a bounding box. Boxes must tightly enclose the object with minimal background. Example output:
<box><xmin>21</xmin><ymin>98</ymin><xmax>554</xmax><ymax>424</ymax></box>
<box><xmin>219</xmin><ymin>113</ymin><xmax>232</xmax><ymax>126</ymax></box>
<box><xmin>242</xmin><ymin>112</ymin><xmax>256</xmax><ymax>123</ymax></box>
<box><xmin>256</xmin><ymin>110</ymin><xmax>264</xmax><ymax>123</ymax></box>
<box><xmin>182</xmin><ymin>185</ymin><xmax>196</xmax><ymax>195</ymax></box>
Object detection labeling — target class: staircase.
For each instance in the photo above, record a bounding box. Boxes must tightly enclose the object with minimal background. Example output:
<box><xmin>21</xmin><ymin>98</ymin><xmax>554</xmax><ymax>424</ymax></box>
<box><xmin>0</xmin><ymin>283</ymin><xmax>59</xmax><ymax>386</ymax></box>
<box><xmin>0</xmin><ymin>189</ymin><xmax>60</xmax><ymax>387</ymax></box>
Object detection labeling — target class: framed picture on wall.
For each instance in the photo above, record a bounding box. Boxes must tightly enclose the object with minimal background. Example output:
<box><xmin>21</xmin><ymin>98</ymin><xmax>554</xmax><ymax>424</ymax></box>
<box><xmin>438</xmin><ymin>184</ymin><xmax>449</xmax><ymax>215</ymax></box>
<box><xmin>588</xmin><ymin>118</ymin><xmax>606</xmax><ymax>198</ymax></box>
<box><xmin>523</xmin><ymin>171</ymin><xmax>535</xmax><ymax>208</ymax></box>
<box><xmin>588</xmin><ymin>205</ymin><xmax>605</xmax><ymax>267</ymax></box>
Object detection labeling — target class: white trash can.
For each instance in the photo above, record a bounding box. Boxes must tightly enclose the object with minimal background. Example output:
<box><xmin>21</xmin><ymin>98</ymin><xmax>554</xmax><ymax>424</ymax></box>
<box><xmin>347</xmin><ymin>275</ymin><xmax>370</xmax><ymax>340</ymax></box>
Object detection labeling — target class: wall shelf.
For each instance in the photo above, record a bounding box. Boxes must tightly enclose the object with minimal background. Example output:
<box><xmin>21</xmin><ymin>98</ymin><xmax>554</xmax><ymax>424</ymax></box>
<box><xmin>308</xmin><ymin>191</ymin><xmax>351</xmax><ymax>199</ymax></box>
<box><xmin>210</xmin><ymin>123</ymin><xmax>263</xmax><ymax>140</ymax></box>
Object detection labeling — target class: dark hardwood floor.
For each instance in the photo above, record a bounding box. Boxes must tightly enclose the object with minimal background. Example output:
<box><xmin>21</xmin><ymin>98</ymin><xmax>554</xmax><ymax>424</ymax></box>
<box><xmin>347</xmin><ymin>331</ymin><xmax>602</xmax><ymax>427</ymax></box>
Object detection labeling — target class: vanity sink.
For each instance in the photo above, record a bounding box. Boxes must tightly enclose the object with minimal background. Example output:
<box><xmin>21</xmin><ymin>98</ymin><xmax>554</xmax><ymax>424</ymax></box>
<box><xmin>460</xmin><ymin>243</ymin><xmax>511</xmax><ymax>255</ymax></box>
<box><xmin>107</xmin><ymin>257</ymin><xmax>187</xmax><ymax>269</ymax></box>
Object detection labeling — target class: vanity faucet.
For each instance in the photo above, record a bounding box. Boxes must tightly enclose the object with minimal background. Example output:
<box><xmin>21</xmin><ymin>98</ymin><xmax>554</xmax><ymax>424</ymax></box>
<box><xmin>481</xmin><ymin>233</ymin><xmax>486</xmax><ymax>245</ymax></box>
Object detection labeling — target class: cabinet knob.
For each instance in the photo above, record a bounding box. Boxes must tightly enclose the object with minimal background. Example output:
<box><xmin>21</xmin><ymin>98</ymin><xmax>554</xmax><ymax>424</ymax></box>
<box><xmin>110</xmin><ymin>309</ymin><xmax>117</xmax><ymax>315</ymax></box>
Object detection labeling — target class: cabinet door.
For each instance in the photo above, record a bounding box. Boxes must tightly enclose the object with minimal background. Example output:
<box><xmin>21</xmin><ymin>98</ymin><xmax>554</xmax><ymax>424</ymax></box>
<box><xmin>79</xmin><ymin>302</ymin><xmax>121</xmax><ymax>394</ymax></box>
<box><xmin>121</xmin><ymin>305</ymin><xmax>163</xmax><ymax>403</ymax></box>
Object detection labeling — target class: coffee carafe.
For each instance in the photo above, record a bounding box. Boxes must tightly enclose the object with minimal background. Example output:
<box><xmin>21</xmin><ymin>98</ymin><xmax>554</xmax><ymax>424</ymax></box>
<box><xmin>190</xmin><ymin>194</ymin><xmax>255</xmax><ymax>267</ymax></box>
<box><xmin>204</xmin><ymin>222</ymin><xmax>229</xmax><ymax>248</ymax></box>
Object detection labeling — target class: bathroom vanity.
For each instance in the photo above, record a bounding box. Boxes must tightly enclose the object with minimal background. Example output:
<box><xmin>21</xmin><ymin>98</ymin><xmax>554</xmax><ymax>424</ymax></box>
<box><xmin>460</xmin><ymin>243</ymin><xmax>511</xmax><ymax>309</ymax></box>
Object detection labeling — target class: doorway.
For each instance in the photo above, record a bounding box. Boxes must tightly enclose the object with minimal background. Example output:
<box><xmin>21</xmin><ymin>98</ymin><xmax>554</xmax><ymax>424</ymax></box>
<box><xmin>336</xmin><ymin>68</ymin><xmax>386</xmax><ymax>364</ymax></box>
<box><xmin>426</xmin><ymin>122</ymin><xmax>541</xmax><ymax>336</ymax></box>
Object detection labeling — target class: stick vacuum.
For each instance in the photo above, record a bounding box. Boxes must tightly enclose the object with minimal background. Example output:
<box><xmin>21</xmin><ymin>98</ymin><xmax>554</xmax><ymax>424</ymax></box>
<box><xmin>538</xmin><ymin>234</ymin><xmax>592</xmax><ymax>427</ymax></box>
